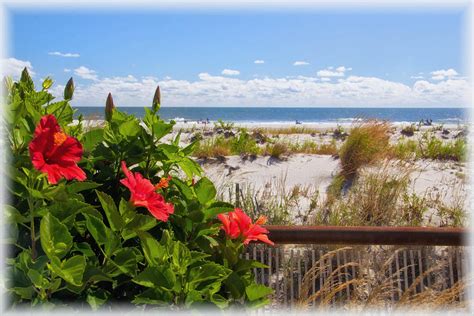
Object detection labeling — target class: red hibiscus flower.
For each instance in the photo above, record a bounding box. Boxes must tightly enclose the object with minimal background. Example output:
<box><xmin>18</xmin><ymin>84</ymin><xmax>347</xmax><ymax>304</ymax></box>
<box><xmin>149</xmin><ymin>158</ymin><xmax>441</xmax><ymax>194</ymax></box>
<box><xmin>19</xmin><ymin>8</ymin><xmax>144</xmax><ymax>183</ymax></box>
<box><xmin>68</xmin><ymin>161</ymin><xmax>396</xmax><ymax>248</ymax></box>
<box><xmin>217</xmin><ymin>208</ymin><xmax>274</xmax><ymax>246</ymax></box>
<box><xmin>29</xmin><ymin>114</ymin><xmax>86</xmax><ymax>184</ymax></box>
<box><xmin>120</xmin><ymin>161</ymin><xmax>174</xmax><ymax>222</ymax></box>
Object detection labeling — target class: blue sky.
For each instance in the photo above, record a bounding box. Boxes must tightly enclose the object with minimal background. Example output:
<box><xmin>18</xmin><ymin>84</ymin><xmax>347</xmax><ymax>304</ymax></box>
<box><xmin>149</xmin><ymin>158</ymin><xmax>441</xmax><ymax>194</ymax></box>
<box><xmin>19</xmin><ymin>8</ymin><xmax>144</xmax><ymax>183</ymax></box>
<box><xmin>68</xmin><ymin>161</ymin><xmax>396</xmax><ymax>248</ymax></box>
<box><xmin>3</xmin><ymin>8</ymin><xmax>470</xmax><ymax>107</ymax></box>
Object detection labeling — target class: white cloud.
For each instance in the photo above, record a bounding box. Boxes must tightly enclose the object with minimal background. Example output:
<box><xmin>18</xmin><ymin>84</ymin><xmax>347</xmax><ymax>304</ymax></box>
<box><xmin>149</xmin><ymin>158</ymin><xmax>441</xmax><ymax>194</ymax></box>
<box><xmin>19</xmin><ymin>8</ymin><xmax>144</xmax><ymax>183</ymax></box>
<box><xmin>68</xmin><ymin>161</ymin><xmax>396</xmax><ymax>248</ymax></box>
<box><xmin>336</xmin><ymin>66</ymin><xmax>352</xmax><ymax>72</ymax></box>
<box><xmin>48</xmin><ymin>51</ymin><xmax>80</xmax><ymax>58</ymax></box>
<box><xmin>55</xmin><ymin>70</ymin><xmax>469</xmax><ymax>108</ymax></box>
<box><xmin>64</xmin><ymin>68</ymin><xmax>71</xmax><ymax>73</ymax></box>
<box><xmin>221</xmin><ymin>69</ymin><xmax>240</xmax><ymax>76</ymax></box>
<box><xmin>317</xmin><ymin>70</ymin><xmax>344</xmax><ymax>77</ymax></box>
<box><xmin>1</xmin><ymin>57</ymin><xmax>35</xmax><ymax>78</ymax></box>
<box><xmin>431</xmin><ymin>69</ymin><xmax>458</xmax><ymax>81</ymax></box>
<box><xmin>74</xmin><ymin>66</ymin><xmax>98</xmax><ymax>81</ymax></box>
<box><xmin>317</xmin><ymin>66</ymin><xmax>351</xmax><ymax>77</ymax></box>
<box><xmin>410</xmin><ymin>75</ymin><xmax>424</xmax><ymax>79</ymax></box>
<box><xmin>254</xmin><ymin>60</ymin><xmax>265</xmax><ymax>64</ymax></box>
<box><xmin>293</xmin><ymin>61</ymin><xmax>309</xmax><ymax>66</ymax></box>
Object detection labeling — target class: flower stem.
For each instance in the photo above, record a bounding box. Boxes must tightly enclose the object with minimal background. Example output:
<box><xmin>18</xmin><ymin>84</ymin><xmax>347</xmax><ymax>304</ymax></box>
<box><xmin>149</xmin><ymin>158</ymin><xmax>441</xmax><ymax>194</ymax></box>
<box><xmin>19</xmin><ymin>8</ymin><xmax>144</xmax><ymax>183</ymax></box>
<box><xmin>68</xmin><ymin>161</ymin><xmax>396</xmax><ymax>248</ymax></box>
<box><xmin>27</xmin><ymin>197</ymin><xmax>36</xmax><ymax>260</ymax></box>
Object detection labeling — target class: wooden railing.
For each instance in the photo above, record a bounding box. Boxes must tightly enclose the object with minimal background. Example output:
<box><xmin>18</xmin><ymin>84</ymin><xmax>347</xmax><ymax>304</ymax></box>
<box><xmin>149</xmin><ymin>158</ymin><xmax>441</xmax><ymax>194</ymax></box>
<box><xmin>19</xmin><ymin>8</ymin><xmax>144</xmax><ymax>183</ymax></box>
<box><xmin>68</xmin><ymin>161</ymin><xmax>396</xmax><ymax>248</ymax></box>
<box><xmin>264</xmin><ymin>225</ymin><xmax>468</xmax><ymax>246</ymax></box>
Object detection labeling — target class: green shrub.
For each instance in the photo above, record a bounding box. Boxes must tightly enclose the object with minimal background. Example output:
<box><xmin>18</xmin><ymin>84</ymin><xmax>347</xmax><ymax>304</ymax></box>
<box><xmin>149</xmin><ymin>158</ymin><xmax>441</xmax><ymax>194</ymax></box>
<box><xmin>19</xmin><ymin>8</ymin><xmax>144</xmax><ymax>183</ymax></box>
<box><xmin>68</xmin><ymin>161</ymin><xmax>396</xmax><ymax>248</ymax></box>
<box><xmin>393</xmin><ymin>133</ymin><xmax>467</xmax><ymax>162</ymax></box>
<box><xmin>230</xmin><ymin>130</ymin><xmax>260</xmax><ymax>156</ymax></box>
<box><xmin>214</xmin><ymin>119</ymin><xmax>234</xmax><ymax>131</ymax></box>
<box><xmin>3</xmin><ymin>69</ymin><xmax>273</xmax><ymax>310</ymax></box>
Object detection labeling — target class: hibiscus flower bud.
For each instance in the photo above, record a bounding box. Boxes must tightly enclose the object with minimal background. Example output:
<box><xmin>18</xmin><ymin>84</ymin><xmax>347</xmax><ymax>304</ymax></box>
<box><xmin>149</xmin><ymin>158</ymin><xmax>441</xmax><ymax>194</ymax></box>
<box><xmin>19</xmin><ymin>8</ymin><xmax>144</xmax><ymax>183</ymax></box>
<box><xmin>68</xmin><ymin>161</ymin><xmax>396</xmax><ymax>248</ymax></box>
<box><xmin>152</xmin><ymin>85</ymin><xmax>161</xmax><ymax>112</ymax></box>
<box><xmin>105</xmin><ymin>93</ymin><xmax>115</xmax><ymax>121</ymax></box>
<box><xmin>42</xmin><ymin>77</ymin><xmax>53</xmax><ymax>90</ymax></box>
<box><xmin>20</xmin><ymin>67</ymin><xmax>32</xmax><ymax>82</ymax></box>
<box><xmin>20</xmin><ymin>67</ymin><xmax>34</xmax><ymax>89</ymax></box>
<box><xmin>64</xmin><ymin>77</ymin><xmax>75</xmax><ymax>100</ymax></box>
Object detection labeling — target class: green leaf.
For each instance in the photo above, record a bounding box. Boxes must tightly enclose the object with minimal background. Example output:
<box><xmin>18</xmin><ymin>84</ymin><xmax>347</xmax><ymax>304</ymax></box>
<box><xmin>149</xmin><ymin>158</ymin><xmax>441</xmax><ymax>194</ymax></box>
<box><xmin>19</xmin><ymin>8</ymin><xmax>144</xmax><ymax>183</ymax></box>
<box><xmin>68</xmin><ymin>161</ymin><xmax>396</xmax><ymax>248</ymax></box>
<box><xmin>83</xmin><ymin>266</ymin><xmax>113</xmax><ymax>283</ymax></box>
<box><xmin>86</xmin><ymin>289</ymin><xmax>109</xmax><ymax>311</ymax></box>
<box><xmin>82</xmin><ymin>128</ymin><xmax>104</xmax><ymax>152</ymax></box>
<box><xmin>188</xmin><ymin>210</ymin><xmax>205</xmax><ymax>223</ymax></box>
<box><xmin>224</xmin><ymin>272</ymin><xmax>246</xmax><ymax>299</ymax></box>
<box><xmin>152</xmin><ymin>121</ymin><xmax>173</xmax><ymax>140</ymax></box>
<box><xmin>27</xmin><ymin>269</ymin><xmax>44</xmax><ymax>288</ymax></box>
<box><xmin>122</xmin><ymin>214</ymin><xmax>158</xmax><ymax>240</ymax></box>
<box><xmin>132</xmin><ymin>266</ymin><xmax>175</xmax><ymax>289</ymax></box>
<box><xmin>49</xmin><ymin>199</ymin><xmax>96</xmax><ymax>227</ymax></box>
<box><xmin>84</xmin><ymin>214</ymin><xmax>108</xmax><ymax>245</ymax></box>
<box><xmin>11</xmin><ymin>286</ymin><xmax>35</xmax><ymax>300</ymax></box>
<box><xmin>50</xmin><ymin>255</ymin><xmax>86</xmax><ymax>287</ymax></box>
<box><xmin>188</xmin><ymin>262</ymin><xmax>231</xmax><ymax>289</ymax></box>
<box><xmin>119</xmin><ymin>119</ymin><xmax>140</xmax><ymax>137</ymax></box>
<box><xmin>204</xmin><ymin>201</ymin><xmax>235</xmax><ymax>219</ymax></box>
<box><xmin>235</xmin><ymin>259</ymin><xmax>268</xmax><ymax>273</ymax></box>
<box><xmin>4</xmin><ymin>205</ymin><xmax>28</xmax><ymax>223</ymax></box>
<box><xmin>112</xmin><ymin>248</ymin><xmax>138</xmax><ymax>275</ymax></box>
<box><xmin>40</xmin><ymin>213</ymin><xmax>72</xmax><ymax>259</ymax></box>
<box><xmin>73</xmin><ymin>242</ymin><xmax>95</xmax><ymax>257</ymax></box>
<box><xmin>248</xmin><ymin>297</ymin><xmax>271</xmax><ymax>309</ymax></box>
<box><xmin>171</xmin><ymin>178</ymin><xmax>195</xmax><ymax>201</ymax></box>
<box><xmin>185</xmin><ymin>290</ymin><xmax>204</xmax><ymax>307</ymax></box>
<box><xmin>96</xmin><ymin>190</ymin><xmax>124</xmax><ymax>231</ymax></box>
<box><xmin>194</xmin><ymin>177</ymin><xmax>216</xmax><ymax>205</ymax></box>
<box><xmin>119</xmin><ymin>198</ymin><xmax>134</xmax><ymax>216</ymax></box>
<box><xmin>178</xmin><ymin>157</ymin><xmax>202</xmax><ymax>179</ymax></box>
<box><xmin>245</xmin><ymin>284</ymin><xmax>273</xmax><ymax>301</ymax></box>
<box><xmin>132</xmin><ymin>288</ymin><xmax>173</xmax><ymax>305</ymax></box>
<box><xmin>138</xmin><ymin>232</ymin><xmax>167</xmax><ymax>266</ymax></box>
<box><xmin>67</xmin><ymin>181</ymin><xmax>101</xmax><ymax>194</ymax></box>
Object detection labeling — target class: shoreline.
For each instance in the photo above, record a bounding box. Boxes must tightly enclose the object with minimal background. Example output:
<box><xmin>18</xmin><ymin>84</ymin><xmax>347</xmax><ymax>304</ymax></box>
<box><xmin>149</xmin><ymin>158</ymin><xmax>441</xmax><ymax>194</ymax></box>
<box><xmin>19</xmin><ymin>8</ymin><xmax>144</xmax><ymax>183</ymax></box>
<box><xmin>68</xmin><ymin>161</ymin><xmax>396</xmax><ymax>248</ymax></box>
<box><xmin>78</xmin><ymin>119</ymin><xmax>467</xmax><ymax>131</ymax></box>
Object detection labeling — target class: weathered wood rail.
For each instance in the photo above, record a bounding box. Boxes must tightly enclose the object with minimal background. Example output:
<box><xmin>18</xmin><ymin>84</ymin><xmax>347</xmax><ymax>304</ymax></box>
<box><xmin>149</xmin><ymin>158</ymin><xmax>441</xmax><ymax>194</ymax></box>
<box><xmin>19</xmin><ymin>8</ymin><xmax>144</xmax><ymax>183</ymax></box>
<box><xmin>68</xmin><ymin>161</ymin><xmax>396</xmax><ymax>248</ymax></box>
<box><xmin>264</xmin><ymin>225</ymin><xmax>467</xmax><ymax>246</ymax></box>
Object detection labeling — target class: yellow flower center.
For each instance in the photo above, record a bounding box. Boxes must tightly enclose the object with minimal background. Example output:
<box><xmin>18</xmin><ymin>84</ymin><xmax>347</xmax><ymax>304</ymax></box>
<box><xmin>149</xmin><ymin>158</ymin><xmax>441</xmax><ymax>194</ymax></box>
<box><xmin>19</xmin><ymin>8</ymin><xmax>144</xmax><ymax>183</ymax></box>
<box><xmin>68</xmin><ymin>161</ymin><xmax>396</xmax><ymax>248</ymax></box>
<box><xmin>53</xmin><ymin>132</ymin><xmax>67</xmax><ymax>146</ymax></box>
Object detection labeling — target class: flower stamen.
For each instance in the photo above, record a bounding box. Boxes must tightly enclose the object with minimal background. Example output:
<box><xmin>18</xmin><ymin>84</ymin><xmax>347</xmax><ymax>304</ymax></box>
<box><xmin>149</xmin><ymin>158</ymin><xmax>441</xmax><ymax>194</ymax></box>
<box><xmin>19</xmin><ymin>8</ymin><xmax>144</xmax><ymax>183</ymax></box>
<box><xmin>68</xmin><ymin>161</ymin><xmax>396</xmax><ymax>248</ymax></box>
<box><xmin>54</xmin><ymin>132</ymin><xmax>67</xmax><ymax>146</ymax></box>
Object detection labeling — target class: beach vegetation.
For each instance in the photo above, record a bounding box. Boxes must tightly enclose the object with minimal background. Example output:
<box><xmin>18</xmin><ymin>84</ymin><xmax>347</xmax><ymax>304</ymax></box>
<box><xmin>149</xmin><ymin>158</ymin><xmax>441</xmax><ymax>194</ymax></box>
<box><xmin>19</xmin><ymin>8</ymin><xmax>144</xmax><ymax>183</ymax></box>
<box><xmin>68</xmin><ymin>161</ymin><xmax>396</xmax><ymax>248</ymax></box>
<box><xmin>297</xmin><ymin>247</ymin><xmax>467</xmax><ymax>311</ymax></box>
<box><xmin>315</xmin><ymin>162</ymin><xmax>412</xmax><ymax>226</ymax></box>
<box><xmin>393</xmin><ymin>134</ymin><xmax>466</xmax><ymax>162</ymax></box>
<box><xmin>290</xmin><ymin>139</ymin><xmax>338</xmax><ymax>155</ymax></box>
<box><xmin>214</xmin><ymin>119</ymin><xmax>234</xmax><ymax>131</ymax></box>
<box><xmin>230</xmin><ymin>129</ymin><xmax>260</xmax><ymax>156</ymax></box>
<box><xmin>254</xmin><ymin>126</ymin><xmax>320</xmax><ymax>135</ymax></box>
<box><xmin>338</xmin><ymin>120</ymin><xmax>391</xmax><ymax>181</ymax></box>
<box><xmin>264</xmin><ymin>142</ymin><xmax>289</xmax><ymax>159</ymax></box>
<box><xmin>400</xmin><ymin>124</ymin><xmax>417</xmax><ymax>137</ymax></box>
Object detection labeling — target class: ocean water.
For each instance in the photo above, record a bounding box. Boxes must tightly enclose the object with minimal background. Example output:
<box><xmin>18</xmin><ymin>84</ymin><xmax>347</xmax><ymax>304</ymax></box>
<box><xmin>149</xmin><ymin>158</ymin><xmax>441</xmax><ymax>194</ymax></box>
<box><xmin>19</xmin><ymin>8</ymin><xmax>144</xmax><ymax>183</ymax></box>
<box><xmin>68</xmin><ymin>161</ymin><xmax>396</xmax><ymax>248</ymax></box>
<box><xmin>74</xmin><ymin>107</ymin><xmax>469</xmax><ymax>124</ymax></box>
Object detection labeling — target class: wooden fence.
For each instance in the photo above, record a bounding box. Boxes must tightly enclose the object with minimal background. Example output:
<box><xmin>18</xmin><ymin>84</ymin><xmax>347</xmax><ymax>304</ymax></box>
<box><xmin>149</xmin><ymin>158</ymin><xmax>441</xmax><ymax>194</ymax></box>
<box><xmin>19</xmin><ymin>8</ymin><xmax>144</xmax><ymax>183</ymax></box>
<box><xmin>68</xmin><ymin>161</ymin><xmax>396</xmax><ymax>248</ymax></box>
<box><xmin>246</xmin><ymin>226</ymin><xmax>470</xmax><ymax>310</ymax></box>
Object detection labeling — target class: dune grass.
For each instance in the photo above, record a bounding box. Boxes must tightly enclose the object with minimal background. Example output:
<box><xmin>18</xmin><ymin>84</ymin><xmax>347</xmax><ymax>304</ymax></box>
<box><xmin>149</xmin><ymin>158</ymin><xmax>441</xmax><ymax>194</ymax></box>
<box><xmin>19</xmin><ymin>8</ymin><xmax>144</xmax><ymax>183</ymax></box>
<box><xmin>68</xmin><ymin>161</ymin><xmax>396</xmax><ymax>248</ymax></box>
<box><xmin>393</xmin><ymin>134</ymin><xmax>466</xmax><ymax>162</ymax></box>
<box><xmin>253</xmin><ymin>126</ymin><xmax>322</xmax><ymax>135</ymax></box>
<box><xmin>338</xmin><ymin>120</ymin><xmax>391</xmax><ymax>181</ymax></box>
<box><xmin>193</xmin><ymin>133</ymin><xmax>339</xmax><ymax>159</ymax></box>
<box><xmin>192</xmin><ymin>136</ymin><xmax>232</xmax><ymax>158</ymax></box>
<box><xmin>296</xmin><ymin>247</ymin><xmax>469</xmax><ymax>311</ymax></box>
<box><xmin>315</xmin><ymin>162</ymin><xmax>414</xmax><ymax>226</ymax></box>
